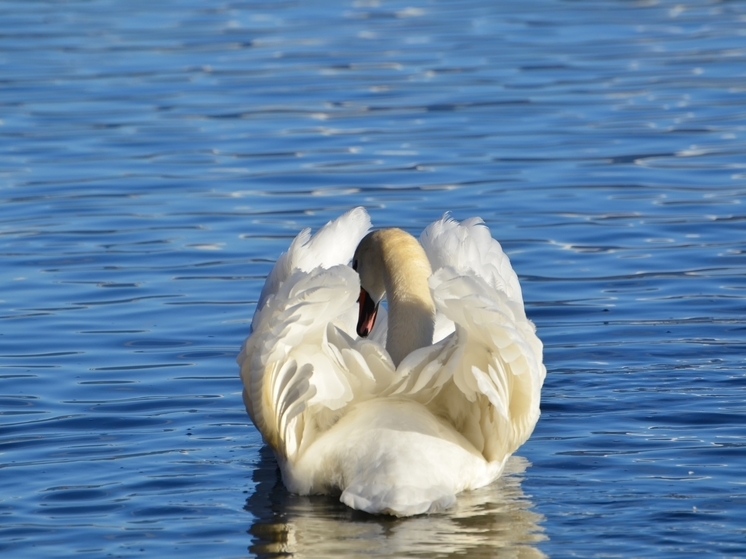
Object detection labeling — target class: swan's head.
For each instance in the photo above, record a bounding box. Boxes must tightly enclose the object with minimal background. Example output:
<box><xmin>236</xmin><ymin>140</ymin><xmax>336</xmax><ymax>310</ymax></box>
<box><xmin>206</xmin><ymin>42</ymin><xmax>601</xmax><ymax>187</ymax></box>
<box><xmin>352</xmin><ymin>228</ymin><xmax>433</xmax><ymax>342</ymax></box>
<box><xmin>352</xmin><ymin>230</ymin><xmax>386</xmax><ymax>337</ymax></box>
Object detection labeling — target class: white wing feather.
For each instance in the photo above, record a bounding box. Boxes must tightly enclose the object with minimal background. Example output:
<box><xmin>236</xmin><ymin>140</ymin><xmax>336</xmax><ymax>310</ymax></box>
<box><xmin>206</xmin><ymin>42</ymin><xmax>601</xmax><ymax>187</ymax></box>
<box><xmin>420</xmin><ymin>214</ymin><xmax>524</xmax><ymax>308</ymax></box>
<box><xmin>391</xmin><ymin>215</ymin><xmax>546</xmax><ymax>465</ymax></box>
<box><xmin>238</xmin><ymin>208</ymin><xmax>383</xmax><ymax>461</ymax></box>
<box><xmin>256</xmin><ymin>206</ymin><xmax>371</xmax><ymax>313</ymax></box>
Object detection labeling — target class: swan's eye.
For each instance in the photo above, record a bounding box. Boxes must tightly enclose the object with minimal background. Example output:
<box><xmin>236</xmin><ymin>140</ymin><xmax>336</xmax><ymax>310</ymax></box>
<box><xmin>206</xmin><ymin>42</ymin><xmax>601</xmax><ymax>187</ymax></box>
<box><xmin>352</xmin><ymin>259</ymin><xmax>358</xmax><ymax>271</ymax></box>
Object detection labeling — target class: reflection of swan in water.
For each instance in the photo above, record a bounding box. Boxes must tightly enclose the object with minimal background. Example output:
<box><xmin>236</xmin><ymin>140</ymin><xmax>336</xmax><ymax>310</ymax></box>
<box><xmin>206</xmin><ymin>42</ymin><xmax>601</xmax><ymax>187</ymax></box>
<box><xmin>245</xmin><ymin>445</ymin><xmax>547</xmax><ymax>559</ymax></box>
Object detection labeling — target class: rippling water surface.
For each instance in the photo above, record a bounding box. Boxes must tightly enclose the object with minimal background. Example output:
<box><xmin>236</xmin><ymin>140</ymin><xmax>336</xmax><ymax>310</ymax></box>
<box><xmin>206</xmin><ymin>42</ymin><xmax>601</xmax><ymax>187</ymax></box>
<box><xmin>1</xmin><ymin>0</ymin><xmax>745</xmax><ymax>557</ymax></box>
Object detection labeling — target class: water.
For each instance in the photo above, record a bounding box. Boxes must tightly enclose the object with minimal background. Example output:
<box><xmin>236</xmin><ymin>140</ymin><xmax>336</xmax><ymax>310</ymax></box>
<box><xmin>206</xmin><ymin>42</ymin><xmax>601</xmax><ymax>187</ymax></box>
<box><xmin>1</xmin><ymin>0</ymin><xmax>745</xmax><ymax>556</ymax></box>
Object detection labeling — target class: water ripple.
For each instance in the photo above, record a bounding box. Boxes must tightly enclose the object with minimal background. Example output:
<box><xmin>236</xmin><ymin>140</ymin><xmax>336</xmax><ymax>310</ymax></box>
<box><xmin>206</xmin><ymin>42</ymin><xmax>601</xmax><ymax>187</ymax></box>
<box><xmin>1</xmin><ymin>0</ymin><xmax>745</xmax><ymax>557</ymax></box>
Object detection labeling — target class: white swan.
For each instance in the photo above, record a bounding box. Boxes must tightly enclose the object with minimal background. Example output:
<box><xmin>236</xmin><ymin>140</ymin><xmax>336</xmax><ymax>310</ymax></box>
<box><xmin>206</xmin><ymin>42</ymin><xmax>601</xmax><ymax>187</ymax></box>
<box><xmin>238</xmin><ymin>207</ymin><xmax>546</xmax><ymax>517</ymax></box>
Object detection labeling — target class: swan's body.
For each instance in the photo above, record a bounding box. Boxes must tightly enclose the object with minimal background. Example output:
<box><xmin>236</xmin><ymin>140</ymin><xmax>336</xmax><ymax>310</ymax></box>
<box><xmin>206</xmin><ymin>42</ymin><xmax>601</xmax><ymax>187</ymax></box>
<box><xmin>238</xmin><ymin>207</ymin><xmax>546</xmax><ymax>516</ymax></box>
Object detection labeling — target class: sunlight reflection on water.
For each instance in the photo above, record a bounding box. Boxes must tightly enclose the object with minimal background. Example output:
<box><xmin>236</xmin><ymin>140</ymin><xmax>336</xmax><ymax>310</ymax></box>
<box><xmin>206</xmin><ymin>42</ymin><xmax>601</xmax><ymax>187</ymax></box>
<box><xmin>247</xmin><ymin>448</ymin><xmax>546</xmax><ymax>559</ymax></box>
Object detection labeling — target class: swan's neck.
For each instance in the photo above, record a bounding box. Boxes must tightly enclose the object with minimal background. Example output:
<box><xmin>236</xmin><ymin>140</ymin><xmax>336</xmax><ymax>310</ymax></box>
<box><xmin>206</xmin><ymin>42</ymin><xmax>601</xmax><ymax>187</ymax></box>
<box><xmin>378</xmin><ymin>230</ymin><xmax>435</xmax><ymax>367</ymax></box>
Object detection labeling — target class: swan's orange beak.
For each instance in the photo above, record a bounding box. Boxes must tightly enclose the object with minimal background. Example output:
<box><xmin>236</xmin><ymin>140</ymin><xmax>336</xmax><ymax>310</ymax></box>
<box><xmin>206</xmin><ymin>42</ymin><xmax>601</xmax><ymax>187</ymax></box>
<box><xmin>356</xmin><ymin>288</ymin><xmax>378</xmax><ymax>337</ymax></box>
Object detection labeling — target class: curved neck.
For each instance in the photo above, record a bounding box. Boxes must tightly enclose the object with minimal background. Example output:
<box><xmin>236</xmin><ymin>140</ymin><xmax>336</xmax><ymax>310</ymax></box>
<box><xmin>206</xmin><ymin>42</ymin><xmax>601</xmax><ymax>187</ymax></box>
<box><xmin>378</xmin><ymin>230</ymin><xmax>435</xmax><ymax>367</ymax></box>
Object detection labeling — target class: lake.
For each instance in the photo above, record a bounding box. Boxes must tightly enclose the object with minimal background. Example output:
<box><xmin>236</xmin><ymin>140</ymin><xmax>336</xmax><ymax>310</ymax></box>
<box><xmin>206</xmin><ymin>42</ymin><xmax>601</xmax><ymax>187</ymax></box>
<box><xmin>1</xmin><ymin>0</ymin><xmax>745</xmax><ymax>557</ymax></box>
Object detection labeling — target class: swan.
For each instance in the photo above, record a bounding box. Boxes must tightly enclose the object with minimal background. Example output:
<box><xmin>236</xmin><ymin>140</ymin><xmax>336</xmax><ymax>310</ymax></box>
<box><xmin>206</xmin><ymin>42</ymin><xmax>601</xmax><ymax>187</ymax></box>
<box><xmin>238</xmin><ymin>207</ymin><xmax>546</xmax><ymax>517</ymax></box>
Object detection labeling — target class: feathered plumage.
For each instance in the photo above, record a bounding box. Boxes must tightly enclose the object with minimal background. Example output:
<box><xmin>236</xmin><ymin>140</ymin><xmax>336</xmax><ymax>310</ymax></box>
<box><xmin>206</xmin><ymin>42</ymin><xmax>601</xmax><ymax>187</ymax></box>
<box><xmin>238</xmin><ymin>207</ymin><xmax>545</xmax><ymax>516</ymax></box>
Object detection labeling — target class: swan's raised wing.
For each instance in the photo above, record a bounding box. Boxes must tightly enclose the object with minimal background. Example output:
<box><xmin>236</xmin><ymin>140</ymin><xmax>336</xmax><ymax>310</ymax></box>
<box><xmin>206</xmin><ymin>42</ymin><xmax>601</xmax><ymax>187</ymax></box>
<box><xmin>238</xmin><ymin>208</ymin><xmax>394</xmax><ymax>461</ymax></box>
<box><xmin>420</xmin><ymin>214</ymin><xmax>524</xmax><ymax>308</ymax></box>
<box><xmin>256</xmin><ymin>206</ymin><xmax>371</xmax><ymax>313</ymax></box>
<box><xmin>390</xmin><ymin>216</ymin><xmax>545</xmax><ymax>466</ymax></box>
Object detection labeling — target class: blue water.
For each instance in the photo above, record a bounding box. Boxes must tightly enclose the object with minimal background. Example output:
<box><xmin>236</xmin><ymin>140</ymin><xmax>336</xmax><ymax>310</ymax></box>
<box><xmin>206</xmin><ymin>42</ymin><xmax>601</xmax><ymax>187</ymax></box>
<box><xmin>1</xmin><ymin>0</ymin><xmax>745</xmax><ymax>557</ymax></box>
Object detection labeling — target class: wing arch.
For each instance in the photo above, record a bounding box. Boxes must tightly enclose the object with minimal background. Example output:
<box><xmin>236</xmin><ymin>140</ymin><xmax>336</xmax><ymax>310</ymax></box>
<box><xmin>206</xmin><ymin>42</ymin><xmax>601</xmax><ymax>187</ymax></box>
<box><xmin>387</xmin><ymin>215</ymin><xmax>547</xmax><ymax>465</ymax></box>
<box><xmin>239</xmin><ymin>208</ymin><xmax>396</xmax><ymax>462</ymax></box>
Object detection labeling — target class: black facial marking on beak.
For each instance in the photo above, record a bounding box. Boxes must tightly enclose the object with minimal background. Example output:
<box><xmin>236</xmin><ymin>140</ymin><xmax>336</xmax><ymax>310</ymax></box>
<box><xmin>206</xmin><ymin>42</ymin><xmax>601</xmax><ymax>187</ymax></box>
<box><xmin>356</xmin><ymin>287</ymin><xmax>378</xmax><ymax>337</ymax></box>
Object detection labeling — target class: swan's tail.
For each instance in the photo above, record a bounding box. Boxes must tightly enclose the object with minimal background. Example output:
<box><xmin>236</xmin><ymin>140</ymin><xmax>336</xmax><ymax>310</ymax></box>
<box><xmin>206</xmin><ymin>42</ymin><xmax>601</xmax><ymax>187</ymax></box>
<box><xmin>341</xmin><ymin>481</ymin><xmax>456</xmax><ymax>517</ymax></box>
<box><xmin>292</xmin><ymin>399</ymin><xmax>502</xmax><ymax>517</ymax></box>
